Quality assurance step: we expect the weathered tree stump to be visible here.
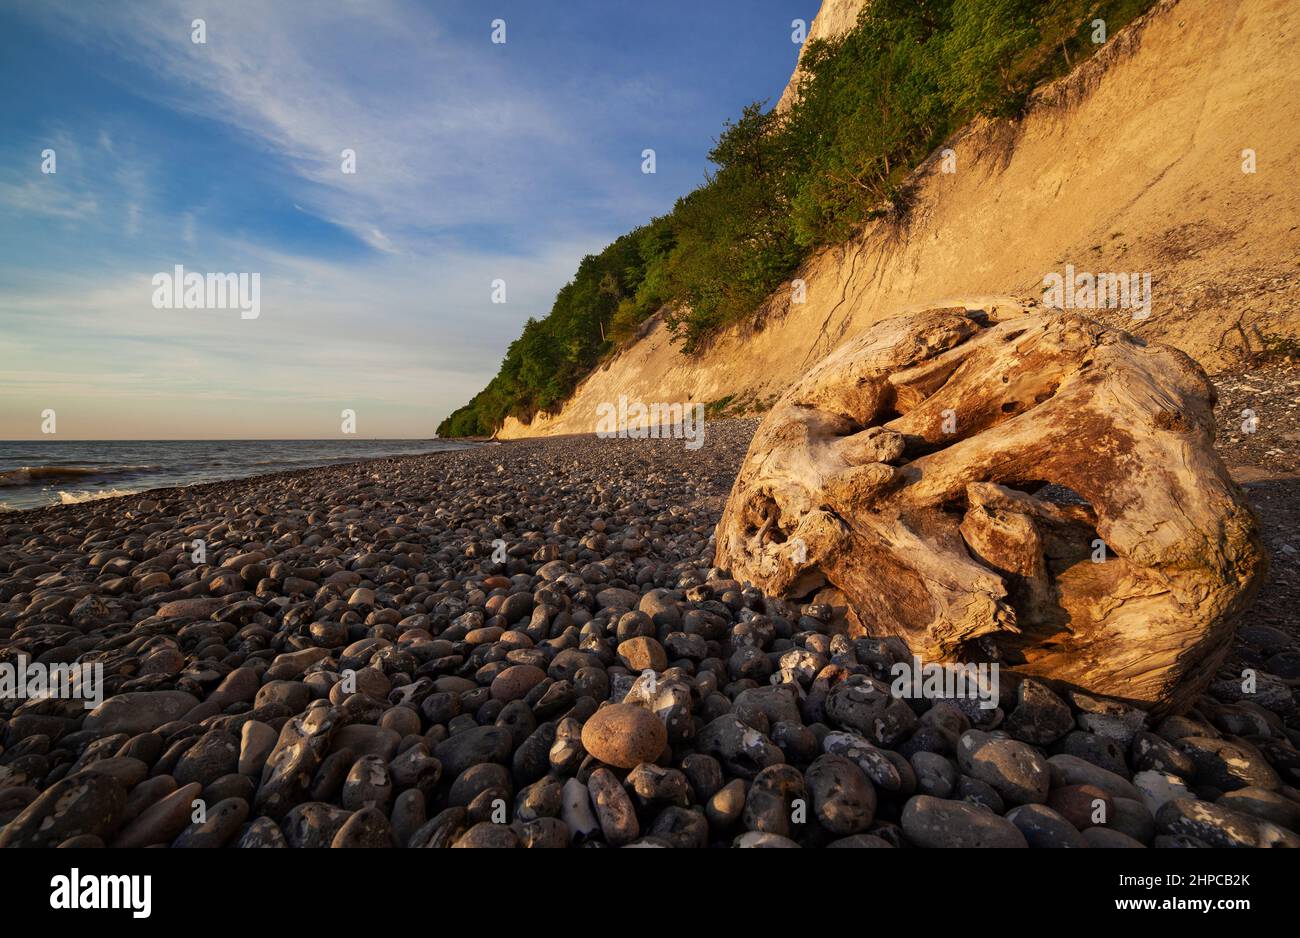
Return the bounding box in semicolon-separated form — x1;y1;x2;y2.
715;301;1265;712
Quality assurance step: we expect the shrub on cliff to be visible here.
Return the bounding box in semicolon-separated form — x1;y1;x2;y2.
438;0;1157;437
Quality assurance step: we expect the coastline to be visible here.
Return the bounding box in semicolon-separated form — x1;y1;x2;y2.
0;439;475;514
0;446;482;522
1;415;1297;848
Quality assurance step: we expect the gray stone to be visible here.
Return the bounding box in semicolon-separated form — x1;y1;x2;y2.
588;767;639;845
112;782;203;847
1156;798;1300;848
81;691;199;736
1177;736;1281;792
901;795;1028;848
331;805;398;847
696;715;783;780
1047;754;1140;802
1057;730;1130;779
1129;731;1196;778
1070;691;1148;746
433;725;513;780
282;802;352;848
957;730;1050;805
822;731;902;791
172;797;249;848
1003;679;1073;745
0;774;127;848
341;754;394;810
235;816;287;848
911;751;957;799
255;706;337;820
1217;786;1300;831
1006;803;1088;848
825;675;917;747
806;754;875;836
733;831;801;847
173;729;239;788
743;764;806;838
1108;797;1155;844
1083;827;1146;848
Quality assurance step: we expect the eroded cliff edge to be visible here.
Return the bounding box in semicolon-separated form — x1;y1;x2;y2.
501;0;1299;439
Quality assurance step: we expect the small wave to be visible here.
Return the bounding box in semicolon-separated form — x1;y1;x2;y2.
249;457;327;466
57;488;141;505
0;466;101;486
0;464;162;487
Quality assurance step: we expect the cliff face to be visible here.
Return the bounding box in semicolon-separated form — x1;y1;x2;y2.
774;0;871;113
501;0;1300;440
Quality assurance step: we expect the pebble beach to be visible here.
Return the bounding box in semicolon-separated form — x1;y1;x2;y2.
1;418;1298;849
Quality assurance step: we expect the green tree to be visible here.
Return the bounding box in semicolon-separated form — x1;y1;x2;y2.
440;0;1160;436
938;0;1041;115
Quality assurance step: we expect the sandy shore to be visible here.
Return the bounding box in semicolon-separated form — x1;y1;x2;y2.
1;417;1297;848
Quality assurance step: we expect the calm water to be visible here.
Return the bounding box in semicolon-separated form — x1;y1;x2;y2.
0;439;474;511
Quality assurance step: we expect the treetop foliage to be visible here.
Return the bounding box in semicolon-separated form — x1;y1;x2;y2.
439;0;1156;438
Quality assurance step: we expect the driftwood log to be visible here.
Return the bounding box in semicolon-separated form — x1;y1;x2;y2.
715;301;1265;712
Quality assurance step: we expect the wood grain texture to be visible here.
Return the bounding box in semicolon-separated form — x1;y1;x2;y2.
714;302;1266;713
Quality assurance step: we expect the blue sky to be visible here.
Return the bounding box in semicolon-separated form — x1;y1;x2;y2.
0;0;819;439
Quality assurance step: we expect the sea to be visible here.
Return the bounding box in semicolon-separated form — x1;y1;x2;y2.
0;439;475;512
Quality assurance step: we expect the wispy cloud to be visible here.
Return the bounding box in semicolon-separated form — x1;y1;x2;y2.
0;0;818;438
20;0;589;254
0;179;98;220
0;234;603;436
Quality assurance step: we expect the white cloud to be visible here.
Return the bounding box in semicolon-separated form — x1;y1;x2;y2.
0;179;98;221
0;231;603;436
0;0;675;438
23;0;587;254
